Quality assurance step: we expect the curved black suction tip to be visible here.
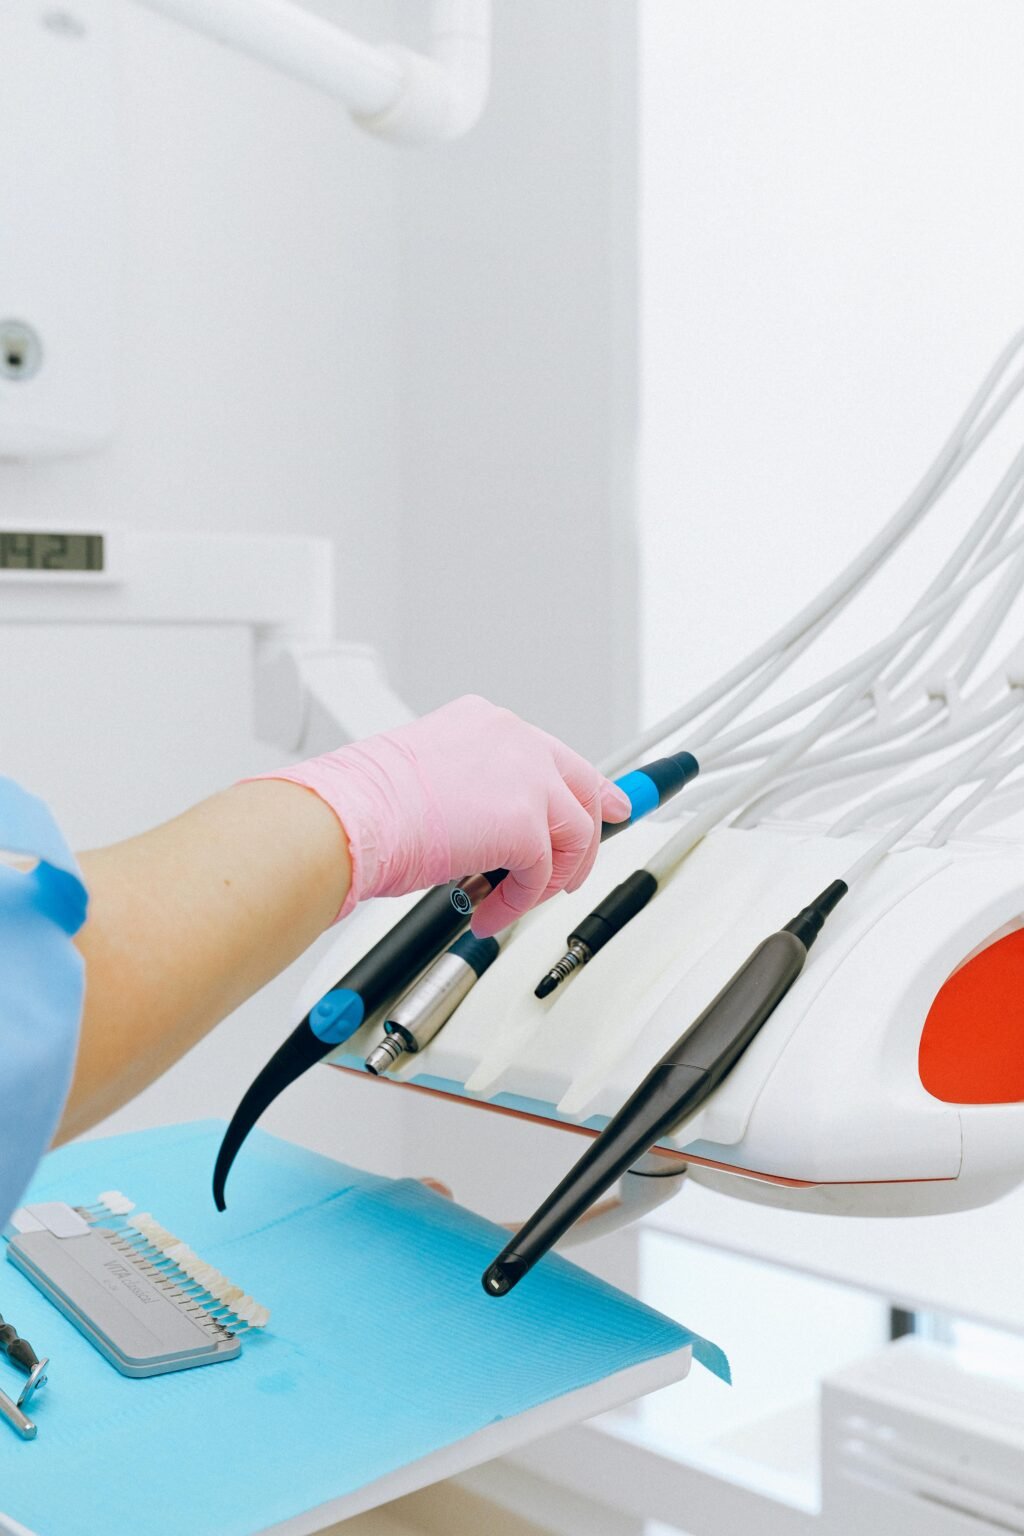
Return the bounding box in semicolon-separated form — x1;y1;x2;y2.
213;1022;330;1210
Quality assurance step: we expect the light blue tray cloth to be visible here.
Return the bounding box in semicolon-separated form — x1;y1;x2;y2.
0;1122;727;1536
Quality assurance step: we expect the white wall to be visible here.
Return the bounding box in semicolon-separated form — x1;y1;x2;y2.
0;4;640;1194
1;0;403;673
392;0;639;757
0;0;406;1166
2;0;639;762
639;0;1024;726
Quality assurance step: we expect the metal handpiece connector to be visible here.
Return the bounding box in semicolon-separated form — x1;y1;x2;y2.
534;939;591;999
365;1036;406;1074
364;948;482;1074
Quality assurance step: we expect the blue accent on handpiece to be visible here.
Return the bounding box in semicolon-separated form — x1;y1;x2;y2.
308;987;366;1045
607;751;700;833
614;770;661;823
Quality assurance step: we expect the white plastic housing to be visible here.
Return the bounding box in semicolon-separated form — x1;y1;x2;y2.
302;814;1024;1222
0;2;119;456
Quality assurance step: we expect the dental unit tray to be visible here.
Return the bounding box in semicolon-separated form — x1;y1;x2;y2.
298;811;1024;1224
0;1123;719;1536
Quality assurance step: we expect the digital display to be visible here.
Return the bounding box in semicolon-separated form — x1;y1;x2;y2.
0;531;104;572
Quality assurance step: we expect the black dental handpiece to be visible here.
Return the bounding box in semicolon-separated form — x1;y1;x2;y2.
212;749;700;1209
483;880;847;1297
360;749;704;1076
212;869;501;1210
533;754;703;1000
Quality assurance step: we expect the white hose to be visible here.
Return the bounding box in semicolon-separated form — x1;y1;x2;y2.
607;329;1024;774
841;696;1024;885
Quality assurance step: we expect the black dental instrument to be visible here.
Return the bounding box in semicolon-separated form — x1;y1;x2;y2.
213;749;700;1208
535;870;658;997
368;748;702;1067
484;879;847;1297
0;1312;43;1379
212;870;501;1210
532;757;701;998
0;1313;47;1402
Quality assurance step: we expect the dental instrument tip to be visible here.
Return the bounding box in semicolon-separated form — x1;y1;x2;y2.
482;1255;527;1297
533;939;591;999
365;1036;406;1075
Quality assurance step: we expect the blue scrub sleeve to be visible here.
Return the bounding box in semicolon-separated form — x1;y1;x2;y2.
0;777;88;1228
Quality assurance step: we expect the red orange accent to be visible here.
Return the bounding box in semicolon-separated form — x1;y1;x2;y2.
919;927;1024;1105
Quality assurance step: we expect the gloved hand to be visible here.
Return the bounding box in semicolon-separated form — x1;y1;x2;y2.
256;694;630;937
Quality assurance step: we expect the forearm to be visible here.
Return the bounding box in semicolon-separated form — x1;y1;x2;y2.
57;695;627;1143
60;781;350;1141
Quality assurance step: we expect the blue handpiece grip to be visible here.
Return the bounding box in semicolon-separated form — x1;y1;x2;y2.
605;749;699;836
308;987;366;1046
613;770;661;822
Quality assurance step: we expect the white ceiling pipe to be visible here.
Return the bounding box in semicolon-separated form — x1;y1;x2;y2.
133;0;491;143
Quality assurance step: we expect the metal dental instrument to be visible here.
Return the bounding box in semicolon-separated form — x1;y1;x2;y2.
0;1387;36;1440
486;880;849;1296
0;1311;48;1438
213;749;701;1207
0;1313;48;1407
365;931;501;1074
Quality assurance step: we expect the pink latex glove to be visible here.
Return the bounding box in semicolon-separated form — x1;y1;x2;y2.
256;694;630;937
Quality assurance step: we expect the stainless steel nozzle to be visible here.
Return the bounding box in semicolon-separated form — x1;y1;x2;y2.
364;948;483;1075
365;1036;406;1075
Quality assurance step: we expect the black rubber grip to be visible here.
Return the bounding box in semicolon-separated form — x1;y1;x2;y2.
570;869;658;956
0;1317;38;1373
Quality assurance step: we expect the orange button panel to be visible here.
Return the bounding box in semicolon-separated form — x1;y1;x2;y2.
919;927;1024;1104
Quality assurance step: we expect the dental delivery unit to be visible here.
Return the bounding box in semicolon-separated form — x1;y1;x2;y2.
216;331;1024;1278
